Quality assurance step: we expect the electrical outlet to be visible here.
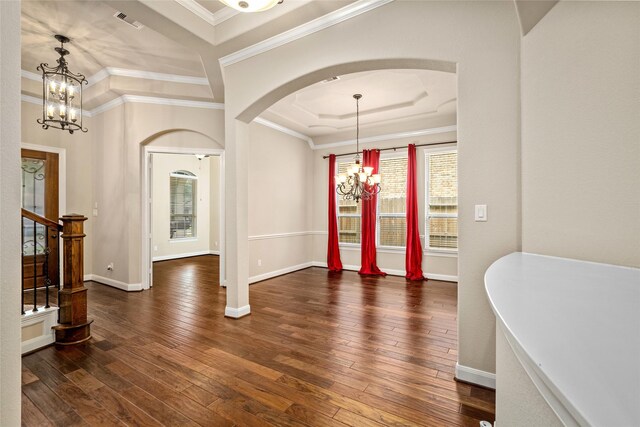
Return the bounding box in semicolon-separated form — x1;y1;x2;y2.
154;245;158;251
215;241;218;247
257;259;262;267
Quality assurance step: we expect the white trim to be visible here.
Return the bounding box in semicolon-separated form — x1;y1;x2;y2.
225;305;251;318
254;117;314;149
175;0;239;26
88;96;124;116
210;250;220;255
316;125;457;150
249;262;314;284
121;95;224;110
311;261;457;282
153;250;212;262
104;67;209;85
86;68;110;87
89;274;143;292
21;70;41;82
455;363;496;389
248;231;314;241
219;0;394;67
21;307;59;354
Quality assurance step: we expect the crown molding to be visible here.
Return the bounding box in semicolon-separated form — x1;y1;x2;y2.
313;125;458;150
219;0;394;67
174;0;239;27
253;117;314;149
22;67;209;88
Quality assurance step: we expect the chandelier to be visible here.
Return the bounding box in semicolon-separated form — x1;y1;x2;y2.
37;35;87;134
219;0;283;13
335;94;381;203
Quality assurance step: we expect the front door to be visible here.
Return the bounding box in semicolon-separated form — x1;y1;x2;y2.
21;149;60;291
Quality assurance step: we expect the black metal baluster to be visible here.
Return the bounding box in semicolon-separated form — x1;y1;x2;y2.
56;227;60;323
44;226;50;309
21;218;24;315
32;220;38;312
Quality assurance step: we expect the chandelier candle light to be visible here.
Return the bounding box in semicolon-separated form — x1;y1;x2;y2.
335;94;381;203
37;35;87;134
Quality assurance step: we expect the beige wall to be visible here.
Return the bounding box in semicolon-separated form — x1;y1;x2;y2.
521;1;640;268
248;122;313;279
312;132;458;278
91;104;225;286
152;153;211;260
223;0;521;374
21;101;94;275
209;155;221;254
0;1;22;423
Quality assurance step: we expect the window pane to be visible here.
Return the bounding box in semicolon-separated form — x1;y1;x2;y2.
428;217;458;249
337;162;361;215
338;217;360;244
379;217;406;247
379;157;407;214
428;152;457;215
170;176;196;239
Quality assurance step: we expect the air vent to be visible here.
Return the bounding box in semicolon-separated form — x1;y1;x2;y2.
113;11;145;30
322;76;340;83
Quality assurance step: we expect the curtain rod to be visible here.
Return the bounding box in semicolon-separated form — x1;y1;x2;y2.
322;140;457;159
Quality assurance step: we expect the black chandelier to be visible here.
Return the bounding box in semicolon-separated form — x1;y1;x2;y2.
335;94;381;203
37;35;87;134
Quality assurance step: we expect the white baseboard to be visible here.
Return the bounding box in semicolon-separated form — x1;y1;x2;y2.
153;250;213;262
455;363;496;389
210;250;220;255
225;305;251;318
88;274;142;292
21;307;58;354
311;261;458;282
249;262;314;284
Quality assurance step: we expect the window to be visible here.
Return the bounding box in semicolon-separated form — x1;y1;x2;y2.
377;156;407;247
425;148;457;251
170;170;197;239
335;156;408;247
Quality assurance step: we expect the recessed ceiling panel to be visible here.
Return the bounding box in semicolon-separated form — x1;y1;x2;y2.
265;69;457;137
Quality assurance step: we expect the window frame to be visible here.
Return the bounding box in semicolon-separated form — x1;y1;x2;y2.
424;145;458;254
169;170;198;240
335;153;409;250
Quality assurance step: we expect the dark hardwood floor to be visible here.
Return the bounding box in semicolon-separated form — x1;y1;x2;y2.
22;255;495;426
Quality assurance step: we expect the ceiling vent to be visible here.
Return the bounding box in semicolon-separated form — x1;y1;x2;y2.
113;11;145;30
322;76;340;83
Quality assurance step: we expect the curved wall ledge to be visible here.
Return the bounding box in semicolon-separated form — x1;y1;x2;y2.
485;252;640;426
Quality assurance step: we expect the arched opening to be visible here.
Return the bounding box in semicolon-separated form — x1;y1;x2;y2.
140;129;225;291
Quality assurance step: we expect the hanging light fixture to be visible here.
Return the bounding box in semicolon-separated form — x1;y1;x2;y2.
336;94;381;203
219;0;283;13
37;35;87;134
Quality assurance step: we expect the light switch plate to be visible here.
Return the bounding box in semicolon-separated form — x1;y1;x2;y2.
475;204;487;222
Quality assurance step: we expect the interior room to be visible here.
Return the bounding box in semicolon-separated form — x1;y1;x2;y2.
1;0;638;426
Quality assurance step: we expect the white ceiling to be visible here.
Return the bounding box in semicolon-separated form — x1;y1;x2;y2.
21;0;206;77
262;69;457;138
20;0;458;142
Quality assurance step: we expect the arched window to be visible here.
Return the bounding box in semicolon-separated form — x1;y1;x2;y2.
170;170;197;239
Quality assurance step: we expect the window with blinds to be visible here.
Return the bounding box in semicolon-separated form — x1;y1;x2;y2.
425;149;457;251
378;157;407;247
335;157;408;247
170;170;197;239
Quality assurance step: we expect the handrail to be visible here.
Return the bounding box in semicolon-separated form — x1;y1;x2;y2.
21;208;62;231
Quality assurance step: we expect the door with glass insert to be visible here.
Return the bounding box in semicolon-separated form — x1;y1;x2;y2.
21;149;59;290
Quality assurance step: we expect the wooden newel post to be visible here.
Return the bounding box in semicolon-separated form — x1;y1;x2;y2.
54;214;93;345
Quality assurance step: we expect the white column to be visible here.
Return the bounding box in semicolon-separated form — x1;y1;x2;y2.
0;0;23;424
224;117;250;317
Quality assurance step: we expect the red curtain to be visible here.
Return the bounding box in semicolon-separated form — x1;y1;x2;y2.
359;149;386;276
405;144;425;281
327;154;343;271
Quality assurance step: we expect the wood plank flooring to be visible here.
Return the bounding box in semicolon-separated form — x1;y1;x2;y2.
22;255;495;426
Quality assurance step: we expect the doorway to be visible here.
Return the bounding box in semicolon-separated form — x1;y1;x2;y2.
141;146;224;290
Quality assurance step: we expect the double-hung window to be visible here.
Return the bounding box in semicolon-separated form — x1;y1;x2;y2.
425;148;458;252
335;156;408;248
377;156;407;247
170;170;197;239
